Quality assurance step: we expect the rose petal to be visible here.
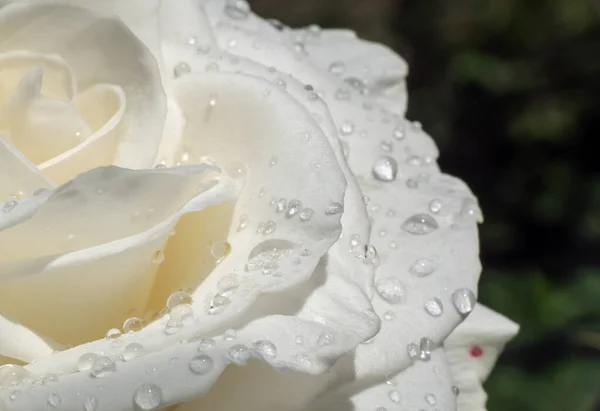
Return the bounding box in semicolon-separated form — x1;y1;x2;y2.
0;2;166;169
290;28;409;115
444;305;519;411
0;135;53;202
0;314;59;364
0;165;237;347
202;2;480;402
1;66;92;164
306;349;456;411
38;83;127;185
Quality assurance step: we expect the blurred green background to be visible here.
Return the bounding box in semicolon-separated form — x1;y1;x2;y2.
249;0;600;410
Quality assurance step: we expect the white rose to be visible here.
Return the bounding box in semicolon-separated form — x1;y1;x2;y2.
0;1;518;411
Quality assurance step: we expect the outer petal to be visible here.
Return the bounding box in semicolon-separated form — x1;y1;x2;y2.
444;305;519;411
0;2;166;170
306;349;456;411
290;28;409;115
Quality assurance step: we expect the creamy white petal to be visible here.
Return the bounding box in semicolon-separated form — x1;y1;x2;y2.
290;28;409;115
444;305;519;411
0;314;59;364
0;2;166;169
0;165;236;348
306;349;456;411
0;135;53;202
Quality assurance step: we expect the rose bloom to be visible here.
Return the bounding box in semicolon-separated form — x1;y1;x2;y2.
0;1;518;410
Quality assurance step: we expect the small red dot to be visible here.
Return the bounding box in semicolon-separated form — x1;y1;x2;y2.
469;345;484;358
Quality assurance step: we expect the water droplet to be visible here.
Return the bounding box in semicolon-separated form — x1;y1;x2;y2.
372;156;398;182
451;288;476;317
47;393;61;407
91;356;116;378
84;396;98;411
428;198;443;214
42;374;58;385
217;273;239;295
401;214;439;235
389;240;398;249
393;124;405;140
9;390;20;401
420;337;433;360
275;198;287;213
166;291;192;310
349;234;360;248
285;199;302;218
196;44;211;54
133;383;162;410
224;0;249;19
228;344;251;365
165;318;183;335
425;393;437;406
406;155;422;166
77;353;99;372
339;121;355;136
105;328;121;340
207;294;231;315
224;329;237;341
409;258;437;277
262;220;277;235
317;333;334;347
325;202;344;216
383;310;396;320
173;62;191;78
210;241;231;262
253;340;277;359
345;77;366;93
375;277;406;304
424;298;444;317
460;198;483;222
2;200;18;212
388;389;401;403
299;208;314;221
171;303;193;321
452;386;460;396
189;354;214;375
328;61;346;75
123;317;145;333
123;343;146;362
407;343;420;360
197;338;215;350
237;214;249;231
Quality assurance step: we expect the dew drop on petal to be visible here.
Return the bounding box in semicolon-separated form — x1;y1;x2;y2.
173;62;191;78
237;214;249;231
166;291;192;310
210;241;231;262
105;328;121;340
285;199;302;218
224;329;237;341
375;277;406;304
91;357;116;378
224;0;249;20
424;298;444;317
123;317;145;333
189;354;214;375
42;373;58;385
299;208;314;221
228;345;251;365
328;61;346;75
133;383;163;410
164;319;183;335
409;258;437;277
123;343;146;362
452;386;460;396
77;353;99;372
197;338;215;350
425;393;437;406
325;202;344;216
339;120;355;136
451;288;477;316
372;156;398;182
407;343;419;360
428;198;443;214
401;214;439;235
253;340;277;359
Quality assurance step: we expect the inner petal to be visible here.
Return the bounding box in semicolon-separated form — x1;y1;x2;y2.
0;66;92;164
